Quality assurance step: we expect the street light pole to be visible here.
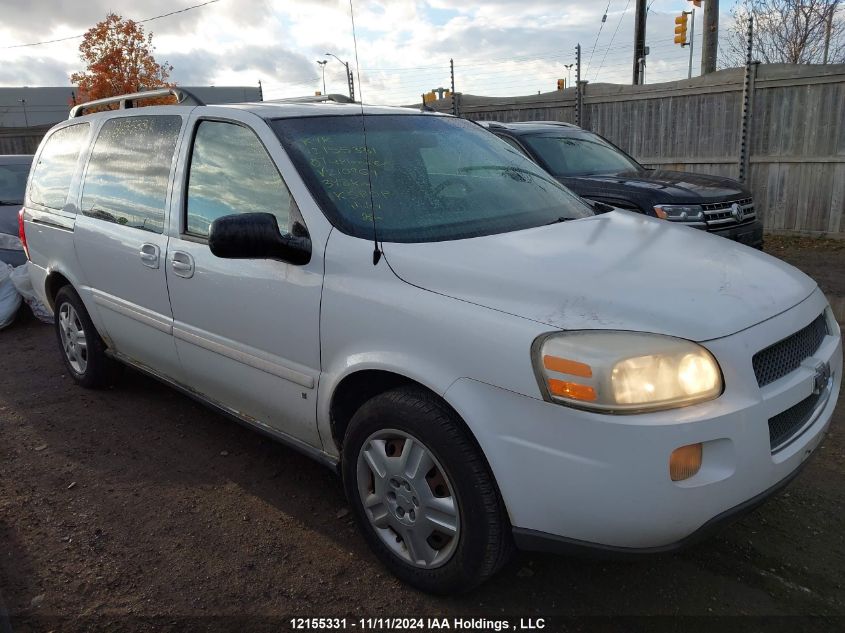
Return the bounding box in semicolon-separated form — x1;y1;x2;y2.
19;99;29;127
316;60;327;95
564;63;574;88
325;52;355;101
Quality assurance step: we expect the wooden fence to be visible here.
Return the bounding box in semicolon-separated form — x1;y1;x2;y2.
432;64;845;238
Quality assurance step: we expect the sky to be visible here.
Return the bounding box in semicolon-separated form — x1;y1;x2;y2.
0;0;739;105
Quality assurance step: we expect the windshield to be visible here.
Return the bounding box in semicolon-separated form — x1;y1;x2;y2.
0;162;30;204
271;115;593;243
522;134;640;177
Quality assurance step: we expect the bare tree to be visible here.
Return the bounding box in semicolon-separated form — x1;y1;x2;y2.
720;0;843;67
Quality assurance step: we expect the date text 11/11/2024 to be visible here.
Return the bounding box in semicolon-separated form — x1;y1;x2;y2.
289;617;547;630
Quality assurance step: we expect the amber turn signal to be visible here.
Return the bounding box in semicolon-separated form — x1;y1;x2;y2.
669;443;703;481
548;379;597;401
543;355;593;378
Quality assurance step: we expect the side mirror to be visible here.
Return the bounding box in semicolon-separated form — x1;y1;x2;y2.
208;212;311;265
582;198;615;214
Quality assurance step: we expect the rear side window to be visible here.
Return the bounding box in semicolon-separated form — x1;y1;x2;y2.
81;115;182;233
185;120;293;237
29;123;90;211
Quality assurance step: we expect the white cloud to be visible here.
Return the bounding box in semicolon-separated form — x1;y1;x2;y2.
0;0;737;104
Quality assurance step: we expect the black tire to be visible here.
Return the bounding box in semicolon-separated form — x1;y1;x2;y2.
54;285;115;389
342;386;512;594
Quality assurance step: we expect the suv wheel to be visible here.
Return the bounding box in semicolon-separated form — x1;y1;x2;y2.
342;386;512;594
54;286;114;388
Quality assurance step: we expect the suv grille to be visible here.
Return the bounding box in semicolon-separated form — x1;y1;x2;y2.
768;392;821;452
752;313;828;387
702;197;756;228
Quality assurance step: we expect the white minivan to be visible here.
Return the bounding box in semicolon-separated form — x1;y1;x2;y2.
20;89;842;594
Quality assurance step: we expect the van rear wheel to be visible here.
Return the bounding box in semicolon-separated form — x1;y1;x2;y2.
342;386;512;594
54;286;114;388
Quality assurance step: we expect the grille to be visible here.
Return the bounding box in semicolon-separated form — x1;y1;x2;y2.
701;197;756;228
768;392;821;451
752;314;828;387
700;197;753;212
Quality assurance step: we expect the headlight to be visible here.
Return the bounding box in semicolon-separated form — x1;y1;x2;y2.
532;331;723;413
653;204;704;222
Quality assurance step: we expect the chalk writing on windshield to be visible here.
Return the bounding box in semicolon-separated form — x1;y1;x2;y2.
300;135;390;217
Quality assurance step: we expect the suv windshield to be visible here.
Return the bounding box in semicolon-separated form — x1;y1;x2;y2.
0;162;30;204
522;134;640;177
272;115;593;242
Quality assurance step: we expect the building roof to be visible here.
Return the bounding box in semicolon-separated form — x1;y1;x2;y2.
0;86;262;128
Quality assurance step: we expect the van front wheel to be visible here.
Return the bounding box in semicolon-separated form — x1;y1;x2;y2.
54;286;114;389
342;386;511;594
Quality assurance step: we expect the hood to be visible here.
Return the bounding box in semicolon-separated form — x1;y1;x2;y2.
561;169;747;202
382;211;816;342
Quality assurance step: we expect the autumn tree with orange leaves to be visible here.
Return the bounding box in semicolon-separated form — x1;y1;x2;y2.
71;13;174;105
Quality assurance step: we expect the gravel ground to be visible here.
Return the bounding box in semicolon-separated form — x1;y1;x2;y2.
1;236;844;633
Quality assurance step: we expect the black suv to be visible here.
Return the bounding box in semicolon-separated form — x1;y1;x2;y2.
478;121;763;249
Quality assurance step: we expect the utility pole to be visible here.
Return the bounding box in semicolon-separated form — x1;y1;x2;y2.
687;9;696;79
632;0;648;84
19;99;29;127
316;60;327;95
325;53;355;101
701;0;719;75
823;1;837;64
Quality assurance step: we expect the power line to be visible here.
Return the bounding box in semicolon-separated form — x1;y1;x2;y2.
585;0;614;75
3;0;222;49
593;0;632;81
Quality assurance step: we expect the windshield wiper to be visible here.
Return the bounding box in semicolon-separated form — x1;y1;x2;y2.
543;216;575;225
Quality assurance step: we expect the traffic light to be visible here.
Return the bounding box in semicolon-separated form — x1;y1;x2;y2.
689;0;701;6
423;91;437;104
674;12;688;45
557;78;565;90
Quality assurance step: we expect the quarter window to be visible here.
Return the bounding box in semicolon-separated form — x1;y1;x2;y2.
186;120;293;237
29;123;90;211
81;115;182;233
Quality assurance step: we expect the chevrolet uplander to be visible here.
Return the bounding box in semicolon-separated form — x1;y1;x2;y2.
20;89;842;594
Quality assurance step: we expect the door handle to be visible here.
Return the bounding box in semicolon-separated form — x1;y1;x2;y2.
139;243;160;269
170;251;195;279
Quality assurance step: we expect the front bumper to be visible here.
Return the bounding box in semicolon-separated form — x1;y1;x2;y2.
512;457;807;557
444;288;841;550
710;219;764;248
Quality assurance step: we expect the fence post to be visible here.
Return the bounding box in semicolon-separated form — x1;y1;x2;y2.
574;44;582;126
577;81;588;130
738;17;755;184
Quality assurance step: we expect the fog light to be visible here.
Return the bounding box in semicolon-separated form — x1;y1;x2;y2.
670;443;702;481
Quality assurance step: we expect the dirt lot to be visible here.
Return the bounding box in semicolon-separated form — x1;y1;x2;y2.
1;235;844;632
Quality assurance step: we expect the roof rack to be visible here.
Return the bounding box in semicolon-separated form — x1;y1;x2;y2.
512;120;581;128
266;94;355;105
474;120;507;129
68;87;205;119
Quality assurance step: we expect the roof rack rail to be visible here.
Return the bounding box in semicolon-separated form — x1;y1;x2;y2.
266;94;355;104
68;87;205;119
474;120;506;129
517;120;580;128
